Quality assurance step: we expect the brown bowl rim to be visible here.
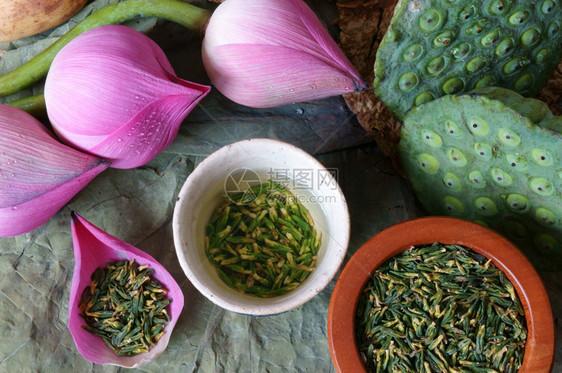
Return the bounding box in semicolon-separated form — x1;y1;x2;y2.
327;216;555;373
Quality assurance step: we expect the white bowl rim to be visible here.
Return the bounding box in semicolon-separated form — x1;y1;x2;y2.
172;138;350;315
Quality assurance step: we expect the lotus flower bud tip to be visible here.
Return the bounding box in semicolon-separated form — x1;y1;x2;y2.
45;24;210;169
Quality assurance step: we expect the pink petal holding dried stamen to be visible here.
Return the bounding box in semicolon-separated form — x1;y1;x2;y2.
68;213;185;367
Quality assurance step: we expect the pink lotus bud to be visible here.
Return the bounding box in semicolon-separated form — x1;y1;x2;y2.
45;25;210;169
202;0;367;108
0;105;109;236
68;212;184;367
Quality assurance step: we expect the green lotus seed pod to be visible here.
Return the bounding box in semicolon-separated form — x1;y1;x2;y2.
443;173;462;191
529;177;554;196
532;148;553;166
475;197;498;216
373;0;562;119
416;153;440;174
403;44;424;61
445;120;463;138
444;196;464;214
547;21;560;37
502;57;529;75
468;117;489;136
415;92;435;106
498;128;521;146
508;10;530;26
459;5;475;20
467;57;487;73
474;143;493;159
452;43;472;59
447;148;468;166
434;30;456;47
506;153;528;170
520;28;540;46
468;170;487;189
419;9;444;32
481;30;500;48
398;72;419;91
399;87;561;269
535;207;556;226
541;0;556;15
506;194;529;212
427;56;448;75
489;0;512;16
474;75;497;88
535;48;550;63
495;38;516;57
490;167;513;186
421;129;443;147
513;73;534;91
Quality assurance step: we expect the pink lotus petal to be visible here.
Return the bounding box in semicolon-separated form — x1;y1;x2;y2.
45;25;210;169
0;105;109;236
288;0;364;84
68;213;185;368
205;44;359;108
88;82;210;169
0;164;108;236
202;0;366;108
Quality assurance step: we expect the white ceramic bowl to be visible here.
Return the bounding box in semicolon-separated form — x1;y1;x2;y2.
173;138;350;315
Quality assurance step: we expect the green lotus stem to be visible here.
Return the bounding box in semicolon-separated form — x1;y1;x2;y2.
0;0;212;98
8;94;46;117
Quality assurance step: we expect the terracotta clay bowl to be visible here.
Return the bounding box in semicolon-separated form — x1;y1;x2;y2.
328;216;554;372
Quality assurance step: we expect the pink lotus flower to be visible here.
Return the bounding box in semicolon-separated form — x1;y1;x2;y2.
202;0;367;108
0;105;109;236
45;25;210;169
68;212;184;367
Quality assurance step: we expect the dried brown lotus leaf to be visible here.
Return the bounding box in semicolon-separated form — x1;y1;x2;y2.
336;0;402;170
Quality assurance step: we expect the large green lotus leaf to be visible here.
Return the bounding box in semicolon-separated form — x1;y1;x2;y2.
374;0;562;119
400;87;562;269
